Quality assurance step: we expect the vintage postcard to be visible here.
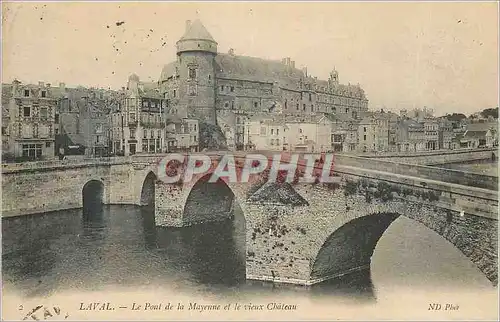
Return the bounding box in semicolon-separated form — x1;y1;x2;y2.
1;1;499;321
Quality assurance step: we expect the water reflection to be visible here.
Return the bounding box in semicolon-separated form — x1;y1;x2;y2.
2;204;494;302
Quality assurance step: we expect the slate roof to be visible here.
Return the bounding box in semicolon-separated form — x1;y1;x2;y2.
179;19;217;43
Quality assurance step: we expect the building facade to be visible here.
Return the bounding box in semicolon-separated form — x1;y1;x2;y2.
6;80;58;160
110;75;168;155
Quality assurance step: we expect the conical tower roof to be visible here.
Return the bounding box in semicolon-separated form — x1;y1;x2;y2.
179;19;216;43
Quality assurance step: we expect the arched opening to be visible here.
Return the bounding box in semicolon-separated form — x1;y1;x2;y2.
183;174;235;224
82;180;104;211
311;213;399;284
311;213;495;293
179;173;246;285
82;180;105;221
140;171;157;207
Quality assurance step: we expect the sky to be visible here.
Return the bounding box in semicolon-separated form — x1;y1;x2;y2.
1;1;498;116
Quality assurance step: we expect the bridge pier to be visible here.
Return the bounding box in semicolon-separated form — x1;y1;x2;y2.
154;181;185;227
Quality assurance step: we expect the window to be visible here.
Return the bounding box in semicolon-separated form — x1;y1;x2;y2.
41;91;46;98
277;129;279;135
24;90;29;97
303;104;306;111
271;129;274;135
231;101;234;109
55;128;59;135
208;75;211;81
46;142;51;148
23;106;30;117
130;113;136;122
39;125;49;138
22;144;42;159
95;124;103;133
270;139;274;145
130;128;136;139
188;84;197;96
157;130;161;138
311;105;314;112
173;89;176;98
309;93;312;101
230;86;234;92
364;127;366;132
96;135;100;143
254;102;258;108
194;135;197;142
299;129;303;134
224;102;229;108
285;100;287;109
364;135;367;141
260;127;267;135
276;139;280;145
188;68;197;79
143;129;147;138
220;85;224;92
296;104;299;110
345;108;348;113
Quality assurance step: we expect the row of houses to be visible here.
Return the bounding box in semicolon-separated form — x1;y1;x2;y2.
241;109;498;153
1;78;200;161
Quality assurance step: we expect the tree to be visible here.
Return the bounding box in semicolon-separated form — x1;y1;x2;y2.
445;113;467;122
480;107;498;119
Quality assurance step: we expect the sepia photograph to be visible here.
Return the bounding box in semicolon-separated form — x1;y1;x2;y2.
1;1;499;321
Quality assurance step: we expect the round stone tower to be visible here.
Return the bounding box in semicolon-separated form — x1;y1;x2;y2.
176;19;218;124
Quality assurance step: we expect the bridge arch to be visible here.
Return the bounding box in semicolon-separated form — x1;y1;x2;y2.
140;171;157;206
310;205;497;286
82;180;104;210
182;173;247;225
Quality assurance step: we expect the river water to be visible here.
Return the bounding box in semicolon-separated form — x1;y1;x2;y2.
2;201;498;320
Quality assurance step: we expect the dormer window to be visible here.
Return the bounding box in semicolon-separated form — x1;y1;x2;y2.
41;91;46;98
24;90;29;97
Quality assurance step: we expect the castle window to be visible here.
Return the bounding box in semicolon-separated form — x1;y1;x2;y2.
23;106;31;117
188;68;197;79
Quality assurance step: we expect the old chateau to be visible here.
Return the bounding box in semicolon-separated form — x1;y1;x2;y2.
1;19;498;160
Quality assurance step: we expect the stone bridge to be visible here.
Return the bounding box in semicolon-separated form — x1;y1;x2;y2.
1;150;498;286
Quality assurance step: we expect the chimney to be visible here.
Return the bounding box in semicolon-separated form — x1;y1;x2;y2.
302;67;308;77
228;48;235;56
291;61;295;68
286;57;291;65
38;81;44;87
59;82;66;91
282;58;287;65
12;79;20;95
185;20;192;31
46;83;51;88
